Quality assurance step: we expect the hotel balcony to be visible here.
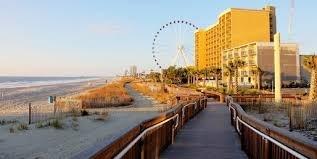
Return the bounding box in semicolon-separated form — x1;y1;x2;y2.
248;60;256;66
248;50;256;55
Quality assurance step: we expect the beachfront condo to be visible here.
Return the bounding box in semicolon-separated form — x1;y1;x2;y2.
222;42;300;88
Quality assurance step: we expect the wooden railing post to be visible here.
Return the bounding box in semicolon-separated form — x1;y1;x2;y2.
182;107;185;126
171;117;176;144
140;136;145;159
263;138;270;159
155;130;160;159
28;103;32;125
219;94;223;103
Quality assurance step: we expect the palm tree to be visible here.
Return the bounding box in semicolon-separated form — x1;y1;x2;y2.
226;60;246;94
201;68;209;86
175;67;187;84
209;67;222;89
146;72;161;82
303;55;317;101
163;66;177;84
192;67;200;86
224;65;235;94
250;66;264;90
186;66;195;85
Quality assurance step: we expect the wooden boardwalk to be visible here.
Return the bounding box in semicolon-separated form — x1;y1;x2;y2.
160;101;247;159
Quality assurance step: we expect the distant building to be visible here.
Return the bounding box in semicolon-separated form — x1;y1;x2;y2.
222;42;300;87
300;54;316;82
195;5;276;70
124;69;129;76
130;65;137;77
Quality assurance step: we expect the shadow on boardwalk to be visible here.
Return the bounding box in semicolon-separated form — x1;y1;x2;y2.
160;101;247;159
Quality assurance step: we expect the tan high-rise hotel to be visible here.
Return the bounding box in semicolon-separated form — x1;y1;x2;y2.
195;6;276;70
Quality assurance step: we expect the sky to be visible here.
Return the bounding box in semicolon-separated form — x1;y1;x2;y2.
0;0;316;76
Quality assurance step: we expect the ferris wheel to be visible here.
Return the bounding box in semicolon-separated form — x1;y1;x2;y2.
152;20;199;70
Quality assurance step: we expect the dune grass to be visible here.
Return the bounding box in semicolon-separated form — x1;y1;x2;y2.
77;80;133;108
131;82;175;105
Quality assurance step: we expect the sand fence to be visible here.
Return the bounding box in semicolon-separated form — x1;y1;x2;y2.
232;96;317;131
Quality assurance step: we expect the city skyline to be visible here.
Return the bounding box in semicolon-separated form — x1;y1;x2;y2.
0;1;316;76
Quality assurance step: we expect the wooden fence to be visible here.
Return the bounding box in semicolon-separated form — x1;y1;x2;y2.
75;96;208;159
28;98;82;124
230;95;317;130
227;96;317;159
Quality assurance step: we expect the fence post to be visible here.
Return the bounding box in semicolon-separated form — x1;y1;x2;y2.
54;102;56;116
289;105;293;132
28;103;31;125
258;95;262;114
176;96;180;104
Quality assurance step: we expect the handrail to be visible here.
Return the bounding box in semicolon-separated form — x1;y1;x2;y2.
228;104;236;120
182;102;196;117
236;116;307;159
112;97;206;159
74;96;207;159
227;96;316;159
114;113;179;159
204;90;225;103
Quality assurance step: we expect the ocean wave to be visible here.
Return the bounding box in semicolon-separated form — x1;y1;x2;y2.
0;77;102;89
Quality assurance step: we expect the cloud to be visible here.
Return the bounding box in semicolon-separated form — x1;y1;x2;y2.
88;23;125;35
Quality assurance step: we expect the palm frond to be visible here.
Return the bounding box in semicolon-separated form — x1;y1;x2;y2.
303;56;317;72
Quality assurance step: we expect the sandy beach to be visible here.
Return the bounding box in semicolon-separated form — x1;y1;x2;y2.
0;78;109;122
0;83;169;159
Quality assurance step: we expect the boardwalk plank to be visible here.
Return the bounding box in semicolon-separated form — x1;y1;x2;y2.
160;101;247;159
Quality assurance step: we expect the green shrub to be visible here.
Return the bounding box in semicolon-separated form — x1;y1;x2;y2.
205;86;214;91
238;88;259;95
219;88;227;94
0;119;5;125
0;119;18;125
36;122;45;128
188;84;198;89
52;119;63;129
17;123;28;131
227;89;234;95
71;121;79;131
94;111;109;121
72;116;78;122
36;121;51;129
70;108;81;117
93;111;100;115
9;127;15;133
81;110;89;116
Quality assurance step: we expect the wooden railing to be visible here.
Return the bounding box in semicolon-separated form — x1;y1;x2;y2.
196;89;225;103
75;96;207;159
226;96;317;159
231;94;300;105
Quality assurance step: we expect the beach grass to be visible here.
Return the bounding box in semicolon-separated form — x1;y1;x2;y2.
131;82;174;104
77;80;133;108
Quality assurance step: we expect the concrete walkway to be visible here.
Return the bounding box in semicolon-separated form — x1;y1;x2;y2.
160;101;247;159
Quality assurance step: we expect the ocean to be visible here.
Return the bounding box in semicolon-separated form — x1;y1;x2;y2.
0;76;101;89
